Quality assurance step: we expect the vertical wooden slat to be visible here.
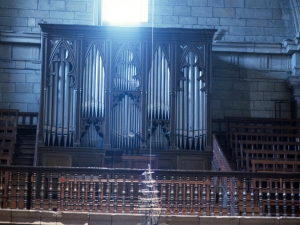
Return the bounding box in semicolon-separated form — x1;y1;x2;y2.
266;178;271;216
122;175;126;213
73;174;77;211
97;175;102;213
40;173;45;210
64;174;69;211
291;179;295;217
0;171;2;209
202;176;206;216
89;174;94;212
234;177;238;216
48;173;53;211
275;178;279;217
113;175;117;213
130;175;134;214
170;176;174;215
24;172;28;210
226;177;231;216
283;179;287;217
105;174;110;213
242;177;247;216
178;176;183;215
7;171;11;209
31;172;36;210
80;174;85;212
194;177;199;215
259;178;263;216
210;176;214;216
250;178;254;216
16;172;20;209
162;175;167;215
218;177;223;216
137;175;141;214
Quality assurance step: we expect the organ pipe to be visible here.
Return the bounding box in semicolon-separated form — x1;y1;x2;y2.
176;50;206;150
82;44;105;118
44;41;75;147
111;94;141;149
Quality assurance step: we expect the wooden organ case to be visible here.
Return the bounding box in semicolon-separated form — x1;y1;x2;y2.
38;24;216;170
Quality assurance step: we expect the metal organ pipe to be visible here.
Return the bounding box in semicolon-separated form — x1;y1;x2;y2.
147;46;170;149
44;43;75;147
111;95;141;149
80;44;105;147
176;51;206;150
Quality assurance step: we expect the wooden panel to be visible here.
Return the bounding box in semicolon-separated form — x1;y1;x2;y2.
177;156;206;170
42;153;72;167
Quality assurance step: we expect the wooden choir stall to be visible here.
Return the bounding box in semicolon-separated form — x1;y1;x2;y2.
37;24;216;170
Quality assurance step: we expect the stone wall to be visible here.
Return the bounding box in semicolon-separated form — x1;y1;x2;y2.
0;0;298;118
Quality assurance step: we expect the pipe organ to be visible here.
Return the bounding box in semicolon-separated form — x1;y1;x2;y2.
39;24;216;154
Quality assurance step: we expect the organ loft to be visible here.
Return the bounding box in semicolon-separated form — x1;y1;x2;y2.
37;24;216;170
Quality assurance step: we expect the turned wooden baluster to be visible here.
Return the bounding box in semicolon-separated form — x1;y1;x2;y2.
80;174;85;212
259;178;263;216
113;175;118;213
137;175;141;214
275;178;279;217
40;172;45;210
122;175;126;213
226;177;231;216
242;177;247;216
57;173;61;211
218;177;222;216
194;176;199;215
266;178;271;216
234;177;238;216
89;174;94;212
170;176;174;215
31;172;36;210
7;171;11;209
291;179;295;217
130;175;134;214
64;173;70;211
106;174;110;213
283;178;287;217
162;175;167;215
298;179;300;217
97;175;102;213
178;176;183;215
210;176;215;216
16;172;20;209
24;172;28;210
48;173;53;211
185;176;190;215
0;171;2;209
250;178;254;216
202;176;206;216
72;174;77;211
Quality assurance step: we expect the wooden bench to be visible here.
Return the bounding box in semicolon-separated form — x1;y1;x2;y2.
251;159;300;172
238;140;300;169
245;149;300;171
233;132;300;158
229;125;300;158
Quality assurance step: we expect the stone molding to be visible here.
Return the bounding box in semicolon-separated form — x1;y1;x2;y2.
1;30;300;54
0;31;40;44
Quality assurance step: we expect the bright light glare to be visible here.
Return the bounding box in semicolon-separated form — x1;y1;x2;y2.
102;0;148;24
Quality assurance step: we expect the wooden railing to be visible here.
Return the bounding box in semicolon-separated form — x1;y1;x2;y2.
0;165;300;217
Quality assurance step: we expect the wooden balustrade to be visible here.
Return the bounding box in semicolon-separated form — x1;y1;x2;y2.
0;165;299;217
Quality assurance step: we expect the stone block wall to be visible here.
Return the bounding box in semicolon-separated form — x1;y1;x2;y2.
212;52;292;118
0;0;297;118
